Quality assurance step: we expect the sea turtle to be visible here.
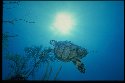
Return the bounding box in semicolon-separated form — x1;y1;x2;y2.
50;40;88;73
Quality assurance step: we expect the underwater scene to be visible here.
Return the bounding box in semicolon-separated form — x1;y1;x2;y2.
2;1;124;81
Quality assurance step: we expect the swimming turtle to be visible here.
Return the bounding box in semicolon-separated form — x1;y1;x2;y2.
50;40;88;73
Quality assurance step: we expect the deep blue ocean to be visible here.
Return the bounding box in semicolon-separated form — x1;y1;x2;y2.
2;1;124;81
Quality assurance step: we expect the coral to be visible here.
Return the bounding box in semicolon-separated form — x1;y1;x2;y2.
5;45;58;80
46;65;53;80
2;32;18;52
42;62;50;80
4;40;88;80
54;64;62;80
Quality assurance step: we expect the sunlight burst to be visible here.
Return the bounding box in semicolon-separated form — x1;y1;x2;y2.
52;13;74;35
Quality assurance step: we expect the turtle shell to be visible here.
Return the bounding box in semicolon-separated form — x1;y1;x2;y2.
50;40;88;62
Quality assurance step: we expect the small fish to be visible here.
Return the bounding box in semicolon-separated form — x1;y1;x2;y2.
29;22;35;23
9;1;18;4
10;20;14;24
19;19;22;20
3;2;10;4
3;20;14;24
6;8;12;9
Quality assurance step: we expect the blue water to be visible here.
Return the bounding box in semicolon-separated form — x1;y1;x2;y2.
2;1;124;81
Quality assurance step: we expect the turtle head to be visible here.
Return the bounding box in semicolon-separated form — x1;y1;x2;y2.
77;48;88;58
50;40;57;46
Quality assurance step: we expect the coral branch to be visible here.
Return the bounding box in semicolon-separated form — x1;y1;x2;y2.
42;62;50;80
54;64;62;80
46;66;53;80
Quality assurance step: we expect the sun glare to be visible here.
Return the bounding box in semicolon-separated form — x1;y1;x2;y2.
52;13;74;35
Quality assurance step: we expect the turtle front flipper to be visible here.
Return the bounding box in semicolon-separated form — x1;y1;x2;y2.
72;58;85;73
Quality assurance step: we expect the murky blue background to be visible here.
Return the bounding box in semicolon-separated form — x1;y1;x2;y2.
2;1;124;80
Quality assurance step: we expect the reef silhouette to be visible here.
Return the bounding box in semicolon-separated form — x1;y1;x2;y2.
4;46;61;80
3;40;88;80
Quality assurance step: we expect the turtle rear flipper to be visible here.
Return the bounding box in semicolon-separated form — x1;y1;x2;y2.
77;63;85;73
72;58;85;73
